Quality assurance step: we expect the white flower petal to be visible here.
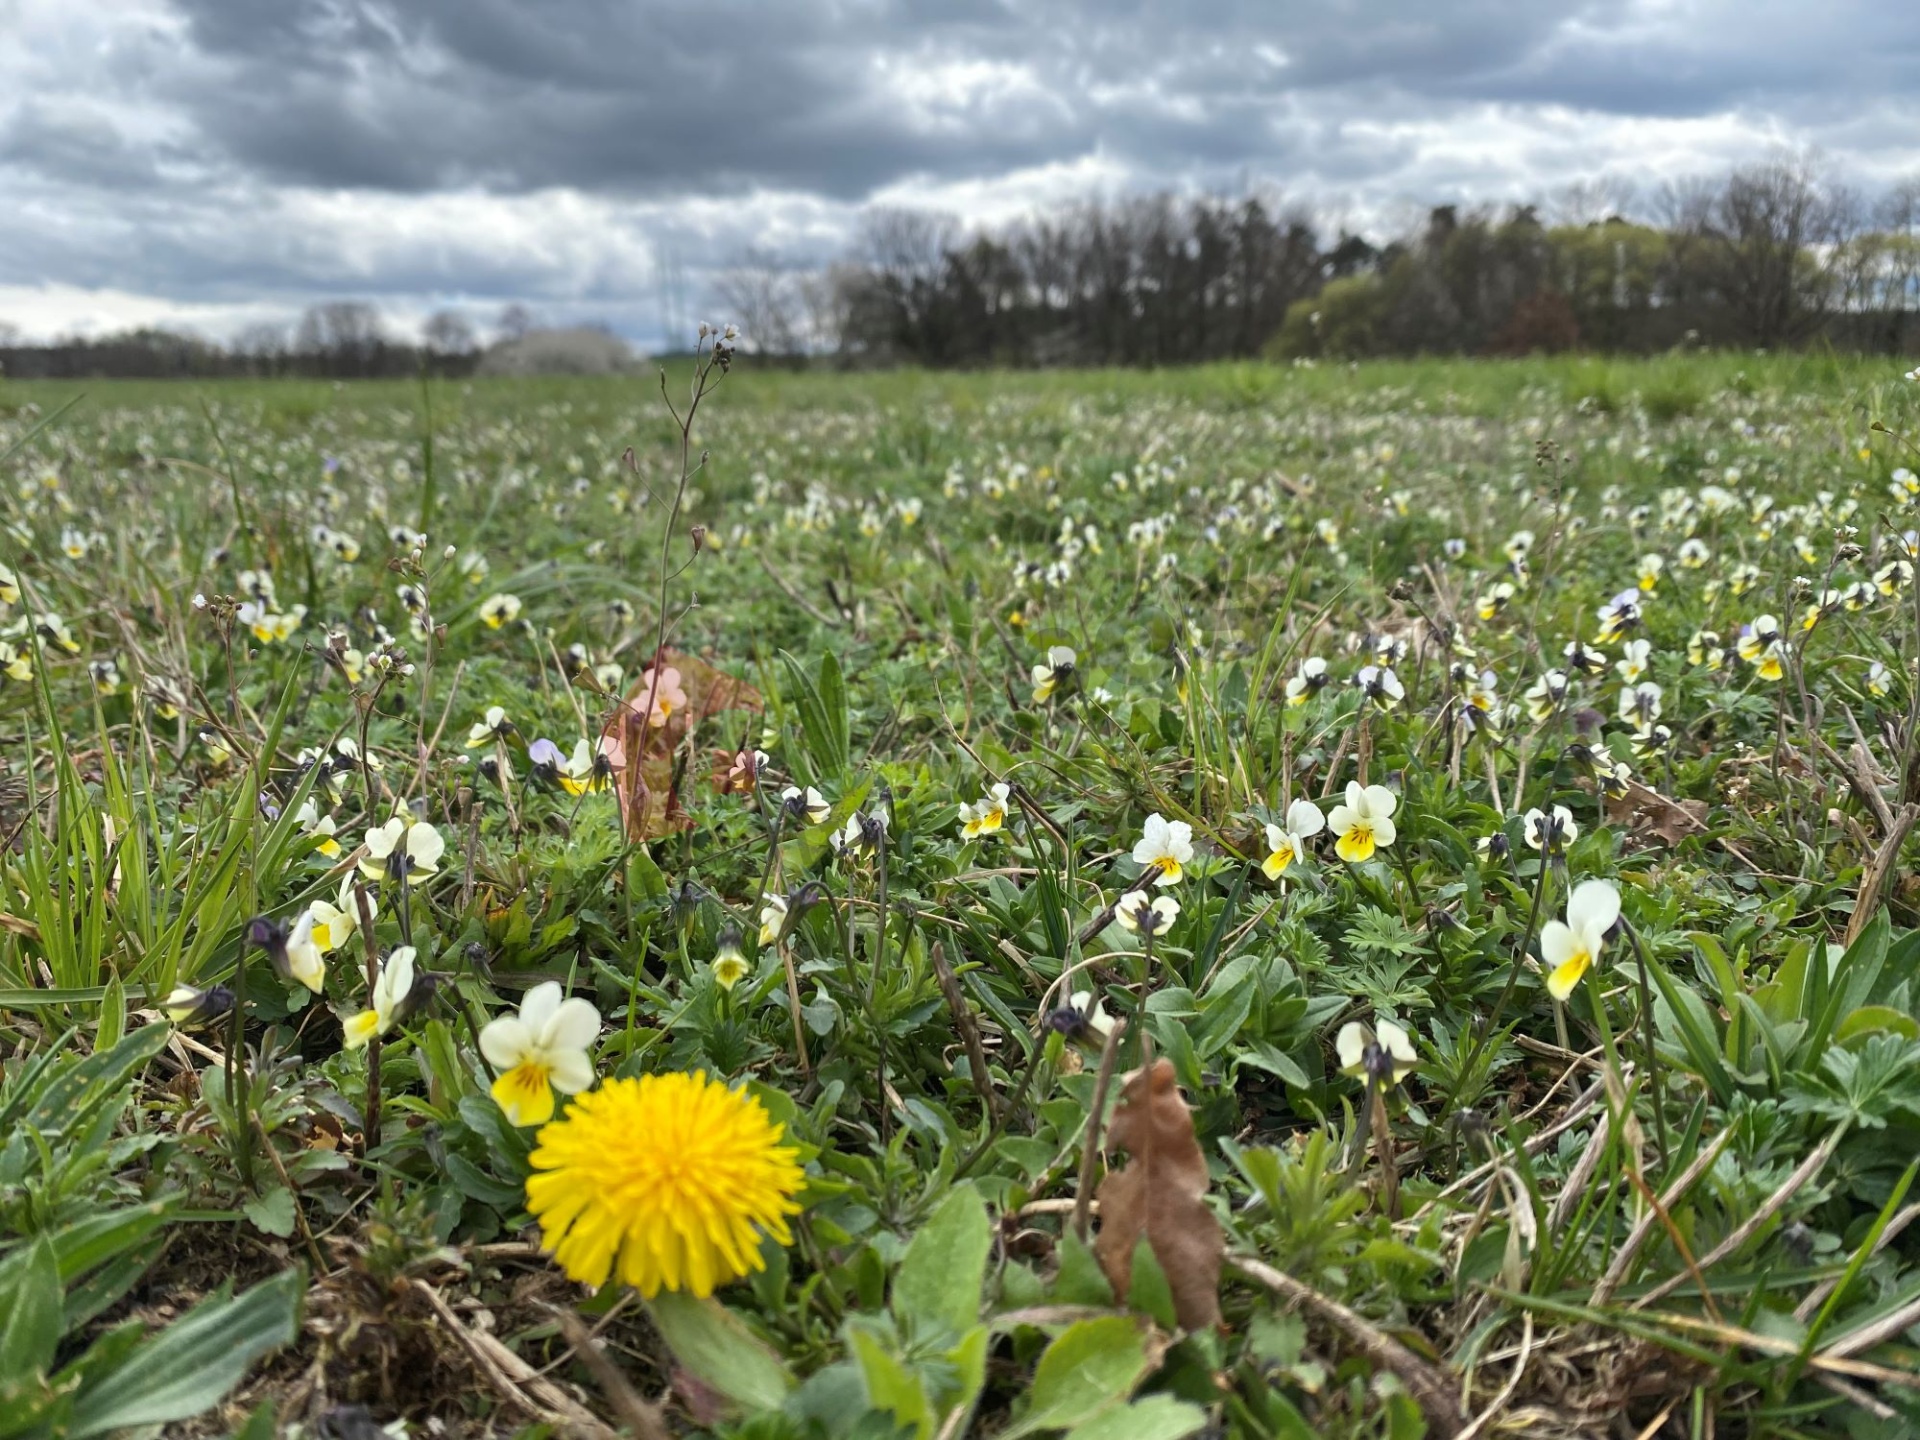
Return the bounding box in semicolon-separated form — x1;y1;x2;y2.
519;981;562;1033
546;997;602;1051
547;1048;596;1095
480;1016;532;1068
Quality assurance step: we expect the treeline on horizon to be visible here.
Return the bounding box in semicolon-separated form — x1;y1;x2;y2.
783;155;1920;367
5;156;1919;381
0;303;637;383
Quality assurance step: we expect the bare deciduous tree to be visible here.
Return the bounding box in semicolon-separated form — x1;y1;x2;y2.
712;250;802;356
422;310;478;356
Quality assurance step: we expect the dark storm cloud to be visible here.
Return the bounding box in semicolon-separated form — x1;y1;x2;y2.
2;0;1917;342
154;0;1620;198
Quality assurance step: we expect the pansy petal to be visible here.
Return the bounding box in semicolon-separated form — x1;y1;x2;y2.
546;997;603;1051
480;1016;532;1069
519;981;563;1034
547;1047;596;1095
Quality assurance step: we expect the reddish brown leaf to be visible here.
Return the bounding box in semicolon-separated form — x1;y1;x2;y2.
604;648;764;842
1093;1058;1224;1332
1603;777;1708;848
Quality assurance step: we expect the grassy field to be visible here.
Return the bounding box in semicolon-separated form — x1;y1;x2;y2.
3;349;1920;1439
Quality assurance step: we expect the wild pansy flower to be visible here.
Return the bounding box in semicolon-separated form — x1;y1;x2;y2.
307;877;371;953
342;947;416;1048
0;563;18;605
634;665;688;728
1751;641;1786;682
294;798;341;857
1541;879;1621;1000
780;785;831;826
88;658;122;695
1614;639;1651;684
479;593;522;629
1677;538;1710;569
466;705;514;746
1477;582;1516;621
1132;813;1194;886
0;642;31;683
360;812;445;882
1115;889;1179;936
163;984;233;1029
1737;615;1782;662
480;981;601;1127
1328;782;1398;864
712;925;750;991
830;808;887;858
1563;639;1607;677
1801;588;1843;632
758;893;789;946
959;782;1011;839
1262;799;1325;879
1594;590;1643;644
1524;670;1569;722
1687;630;1725;669
1369;633;1410;665
1619;681;1663;730
1524;804;1578;854
1286;657;1329;706
1635;553;1664;592
279;910;328;993
1876;560;1913;595
559;738;615;794
1336;1019;1417;1087
1356;664;1404;708
1030;645;1076;703
1868;660;1892;697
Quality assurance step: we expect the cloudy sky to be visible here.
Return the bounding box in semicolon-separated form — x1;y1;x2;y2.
3;0;1917;348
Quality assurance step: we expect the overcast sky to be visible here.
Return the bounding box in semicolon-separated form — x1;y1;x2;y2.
3;0;1918;349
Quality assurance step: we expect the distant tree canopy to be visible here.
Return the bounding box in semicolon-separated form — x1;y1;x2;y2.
0;304;623;381
808;158;1920;366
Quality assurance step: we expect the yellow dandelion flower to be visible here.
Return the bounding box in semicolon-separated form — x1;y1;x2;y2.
526;1072;804;1298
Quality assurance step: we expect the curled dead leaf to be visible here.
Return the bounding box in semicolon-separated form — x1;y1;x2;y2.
603;648;764;842
1092;1058;1224;1332
1603;777;1708;848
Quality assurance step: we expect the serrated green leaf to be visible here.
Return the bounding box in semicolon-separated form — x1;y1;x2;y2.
241;1188;296;1239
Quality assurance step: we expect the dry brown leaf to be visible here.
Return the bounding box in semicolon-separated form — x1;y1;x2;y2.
1093;1058;1224;1332
1604;777;1708;848
604;648;764;841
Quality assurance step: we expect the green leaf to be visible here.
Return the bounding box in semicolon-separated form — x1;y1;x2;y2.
645;1291;792;1414
1127;1240;1178;1331
1002;1316;1152;1438
1065;1394;1207;1440
1050;1233;1116;1308
445;1153;527;1209
242;1188;296;1239
1835;1005;1920;1045
65;1269;302;1436
941;1324;990;1427
1191;968;1257;1059
0;1237;61;1385
850;1329;930;1439
816;648;851;773
894;1182;990;1340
